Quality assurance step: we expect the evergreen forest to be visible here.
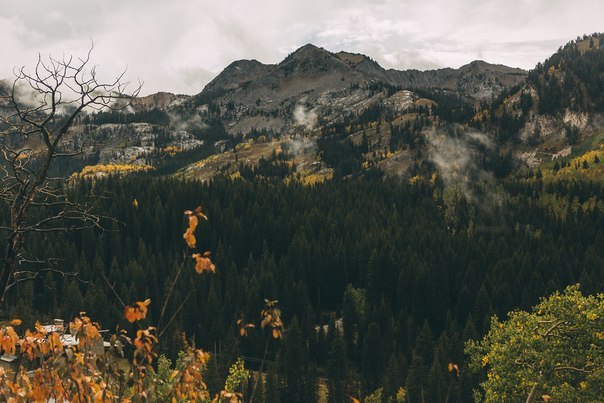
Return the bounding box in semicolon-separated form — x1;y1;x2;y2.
2;172;603;402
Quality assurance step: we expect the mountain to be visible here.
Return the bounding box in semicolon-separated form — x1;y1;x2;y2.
189;44;526;137
130;92;189;112
8;35;604;183
200;45;526;109
479;33;604;167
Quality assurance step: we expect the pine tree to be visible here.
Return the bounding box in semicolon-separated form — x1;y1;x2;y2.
279;317;312;402
361;322;384;394
382;353;403;401
327;334;348;403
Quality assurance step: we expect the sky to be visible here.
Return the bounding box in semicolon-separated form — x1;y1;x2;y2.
1;0;602;96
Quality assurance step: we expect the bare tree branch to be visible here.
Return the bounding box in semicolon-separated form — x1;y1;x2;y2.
0;43;141;304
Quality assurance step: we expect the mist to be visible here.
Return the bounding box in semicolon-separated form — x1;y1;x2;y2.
293;103;318;131
284;136;317;157
426;127;501;203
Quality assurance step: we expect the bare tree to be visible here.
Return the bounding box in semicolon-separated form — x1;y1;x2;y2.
0;46;141;304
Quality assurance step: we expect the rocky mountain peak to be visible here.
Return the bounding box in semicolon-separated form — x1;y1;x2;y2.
202;58;274;94
278;44;349;76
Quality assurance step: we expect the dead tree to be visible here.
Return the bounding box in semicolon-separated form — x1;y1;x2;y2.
0;46;141;304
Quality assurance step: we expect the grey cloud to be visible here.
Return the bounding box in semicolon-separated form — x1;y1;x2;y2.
0;0;603;95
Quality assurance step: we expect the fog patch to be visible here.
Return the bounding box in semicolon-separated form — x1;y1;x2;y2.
293;102;318;131
284;135;316;157
427;127;499;203
168;111;207;133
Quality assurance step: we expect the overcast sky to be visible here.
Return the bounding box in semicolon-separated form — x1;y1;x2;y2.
1;0;602;95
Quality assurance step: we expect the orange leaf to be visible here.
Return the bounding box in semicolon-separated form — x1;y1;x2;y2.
183;228;197;249
192;253;215;274
194;206;208;220
124;307;137;323
124;300;151;322
188;215;199;232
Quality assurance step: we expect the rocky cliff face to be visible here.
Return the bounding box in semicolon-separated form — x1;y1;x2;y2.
130;92;189;112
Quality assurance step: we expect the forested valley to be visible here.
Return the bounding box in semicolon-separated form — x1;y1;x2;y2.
3;172;603;402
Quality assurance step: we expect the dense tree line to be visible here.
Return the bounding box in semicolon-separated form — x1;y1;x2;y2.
529;33;604;114
414;89;475;124
85;109;171;126
1;172;603;401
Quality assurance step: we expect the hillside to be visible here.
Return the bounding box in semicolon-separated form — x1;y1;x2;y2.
477;33;604;167
8;35;604;187
37;43;527;182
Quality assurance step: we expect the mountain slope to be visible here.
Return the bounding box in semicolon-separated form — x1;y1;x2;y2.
11;36;604;183
199;45;526;106
189;44;526;137
479;33;604;166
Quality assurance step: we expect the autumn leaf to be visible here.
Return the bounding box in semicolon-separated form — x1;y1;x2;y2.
0;326;18;355
183;228;197;249
188;214;199;231
237;319;255;337
194;206;208;220
133;327;158;366
448;362;460;377
124;299;151;323
260;300;284;339
192;253;216;274
124;307;137;323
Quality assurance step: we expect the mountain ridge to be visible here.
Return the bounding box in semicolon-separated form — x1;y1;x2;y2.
196;44;527;106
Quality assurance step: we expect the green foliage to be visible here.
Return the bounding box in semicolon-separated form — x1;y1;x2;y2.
152;355;176;402
364;387;383;403
327;334;348;403
466;285;604;402
224;357;250;393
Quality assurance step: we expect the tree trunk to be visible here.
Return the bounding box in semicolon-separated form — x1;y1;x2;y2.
526;383;538;403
